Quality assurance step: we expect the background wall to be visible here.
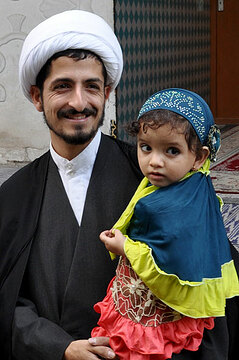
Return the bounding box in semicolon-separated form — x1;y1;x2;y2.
0;0;115;164
114;0;210;142
0;0;211;162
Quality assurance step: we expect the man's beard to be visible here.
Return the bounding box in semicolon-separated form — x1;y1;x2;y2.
43;107;105;145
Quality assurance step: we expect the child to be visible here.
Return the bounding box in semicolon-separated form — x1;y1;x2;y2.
91;88;239;359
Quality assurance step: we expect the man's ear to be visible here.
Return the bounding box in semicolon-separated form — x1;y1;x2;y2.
30;85;43;112
193;146;210;170
104;85;111;101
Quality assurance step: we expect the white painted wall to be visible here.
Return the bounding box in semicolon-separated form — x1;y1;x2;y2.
0;0;115;164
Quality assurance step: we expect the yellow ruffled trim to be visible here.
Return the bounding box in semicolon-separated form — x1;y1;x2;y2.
124;237;239;318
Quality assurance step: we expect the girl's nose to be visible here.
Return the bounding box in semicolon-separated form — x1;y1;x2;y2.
68;86;87;112
149;153;164;168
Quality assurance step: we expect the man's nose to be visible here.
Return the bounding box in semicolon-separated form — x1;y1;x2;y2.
68;86;87;112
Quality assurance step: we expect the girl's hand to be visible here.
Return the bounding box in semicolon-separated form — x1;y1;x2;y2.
100;229;126;256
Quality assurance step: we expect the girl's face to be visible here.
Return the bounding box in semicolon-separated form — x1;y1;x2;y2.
137;123;199;187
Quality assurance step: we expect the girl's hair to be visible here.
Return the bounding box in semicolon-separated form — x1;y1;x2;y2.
128;109;204;158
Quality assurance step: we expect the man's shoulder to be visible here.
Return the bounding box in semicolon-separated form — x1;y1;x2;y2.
101;133;137;161
0;151;50;194
101;133;134;148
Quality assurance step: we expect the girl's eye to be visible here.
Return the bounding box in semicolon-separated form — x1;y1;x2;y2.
140;144;151;152
167;147;180;155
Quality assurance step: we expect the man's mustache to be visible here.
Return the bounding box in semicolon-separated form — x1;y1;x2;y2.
58;107;97;118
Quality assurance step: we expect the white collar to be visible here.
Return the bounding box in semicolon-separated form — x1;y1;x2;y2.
50;130;101;175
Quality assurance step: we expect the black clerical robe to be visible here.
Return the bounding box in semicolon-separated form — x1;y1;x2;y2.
0;134;142;359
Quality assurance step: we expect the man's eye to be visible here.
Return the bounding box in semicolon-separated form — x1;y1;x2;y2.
54;83;69;90
88;83;100;90
167;147;180;155
141;144;151;152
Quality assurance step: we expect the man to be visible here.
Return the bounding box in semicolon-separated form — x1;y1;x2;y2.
0;10;142;360
0;9;238;360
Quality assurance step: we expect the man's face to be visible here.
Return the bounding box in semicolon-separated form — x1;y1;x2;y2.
31;56;111;158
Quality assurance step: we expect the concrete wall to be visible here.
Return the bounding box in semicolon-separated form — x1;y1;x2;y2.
0;0;115;164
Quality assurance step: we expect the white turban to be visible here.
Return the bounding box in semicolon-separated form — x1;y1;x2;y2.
19;10;123;101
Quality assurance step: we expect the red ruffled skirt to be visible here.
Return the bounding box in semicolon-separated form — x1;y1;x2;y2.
92;257;214;360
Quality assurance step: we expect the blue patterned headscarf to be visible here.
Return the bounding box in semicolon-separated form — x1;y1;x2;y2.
137;88;221;161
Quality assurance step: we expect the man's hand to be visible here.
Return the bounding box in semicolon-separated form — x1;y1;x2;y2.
100;229;126;256
64;337;116;359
